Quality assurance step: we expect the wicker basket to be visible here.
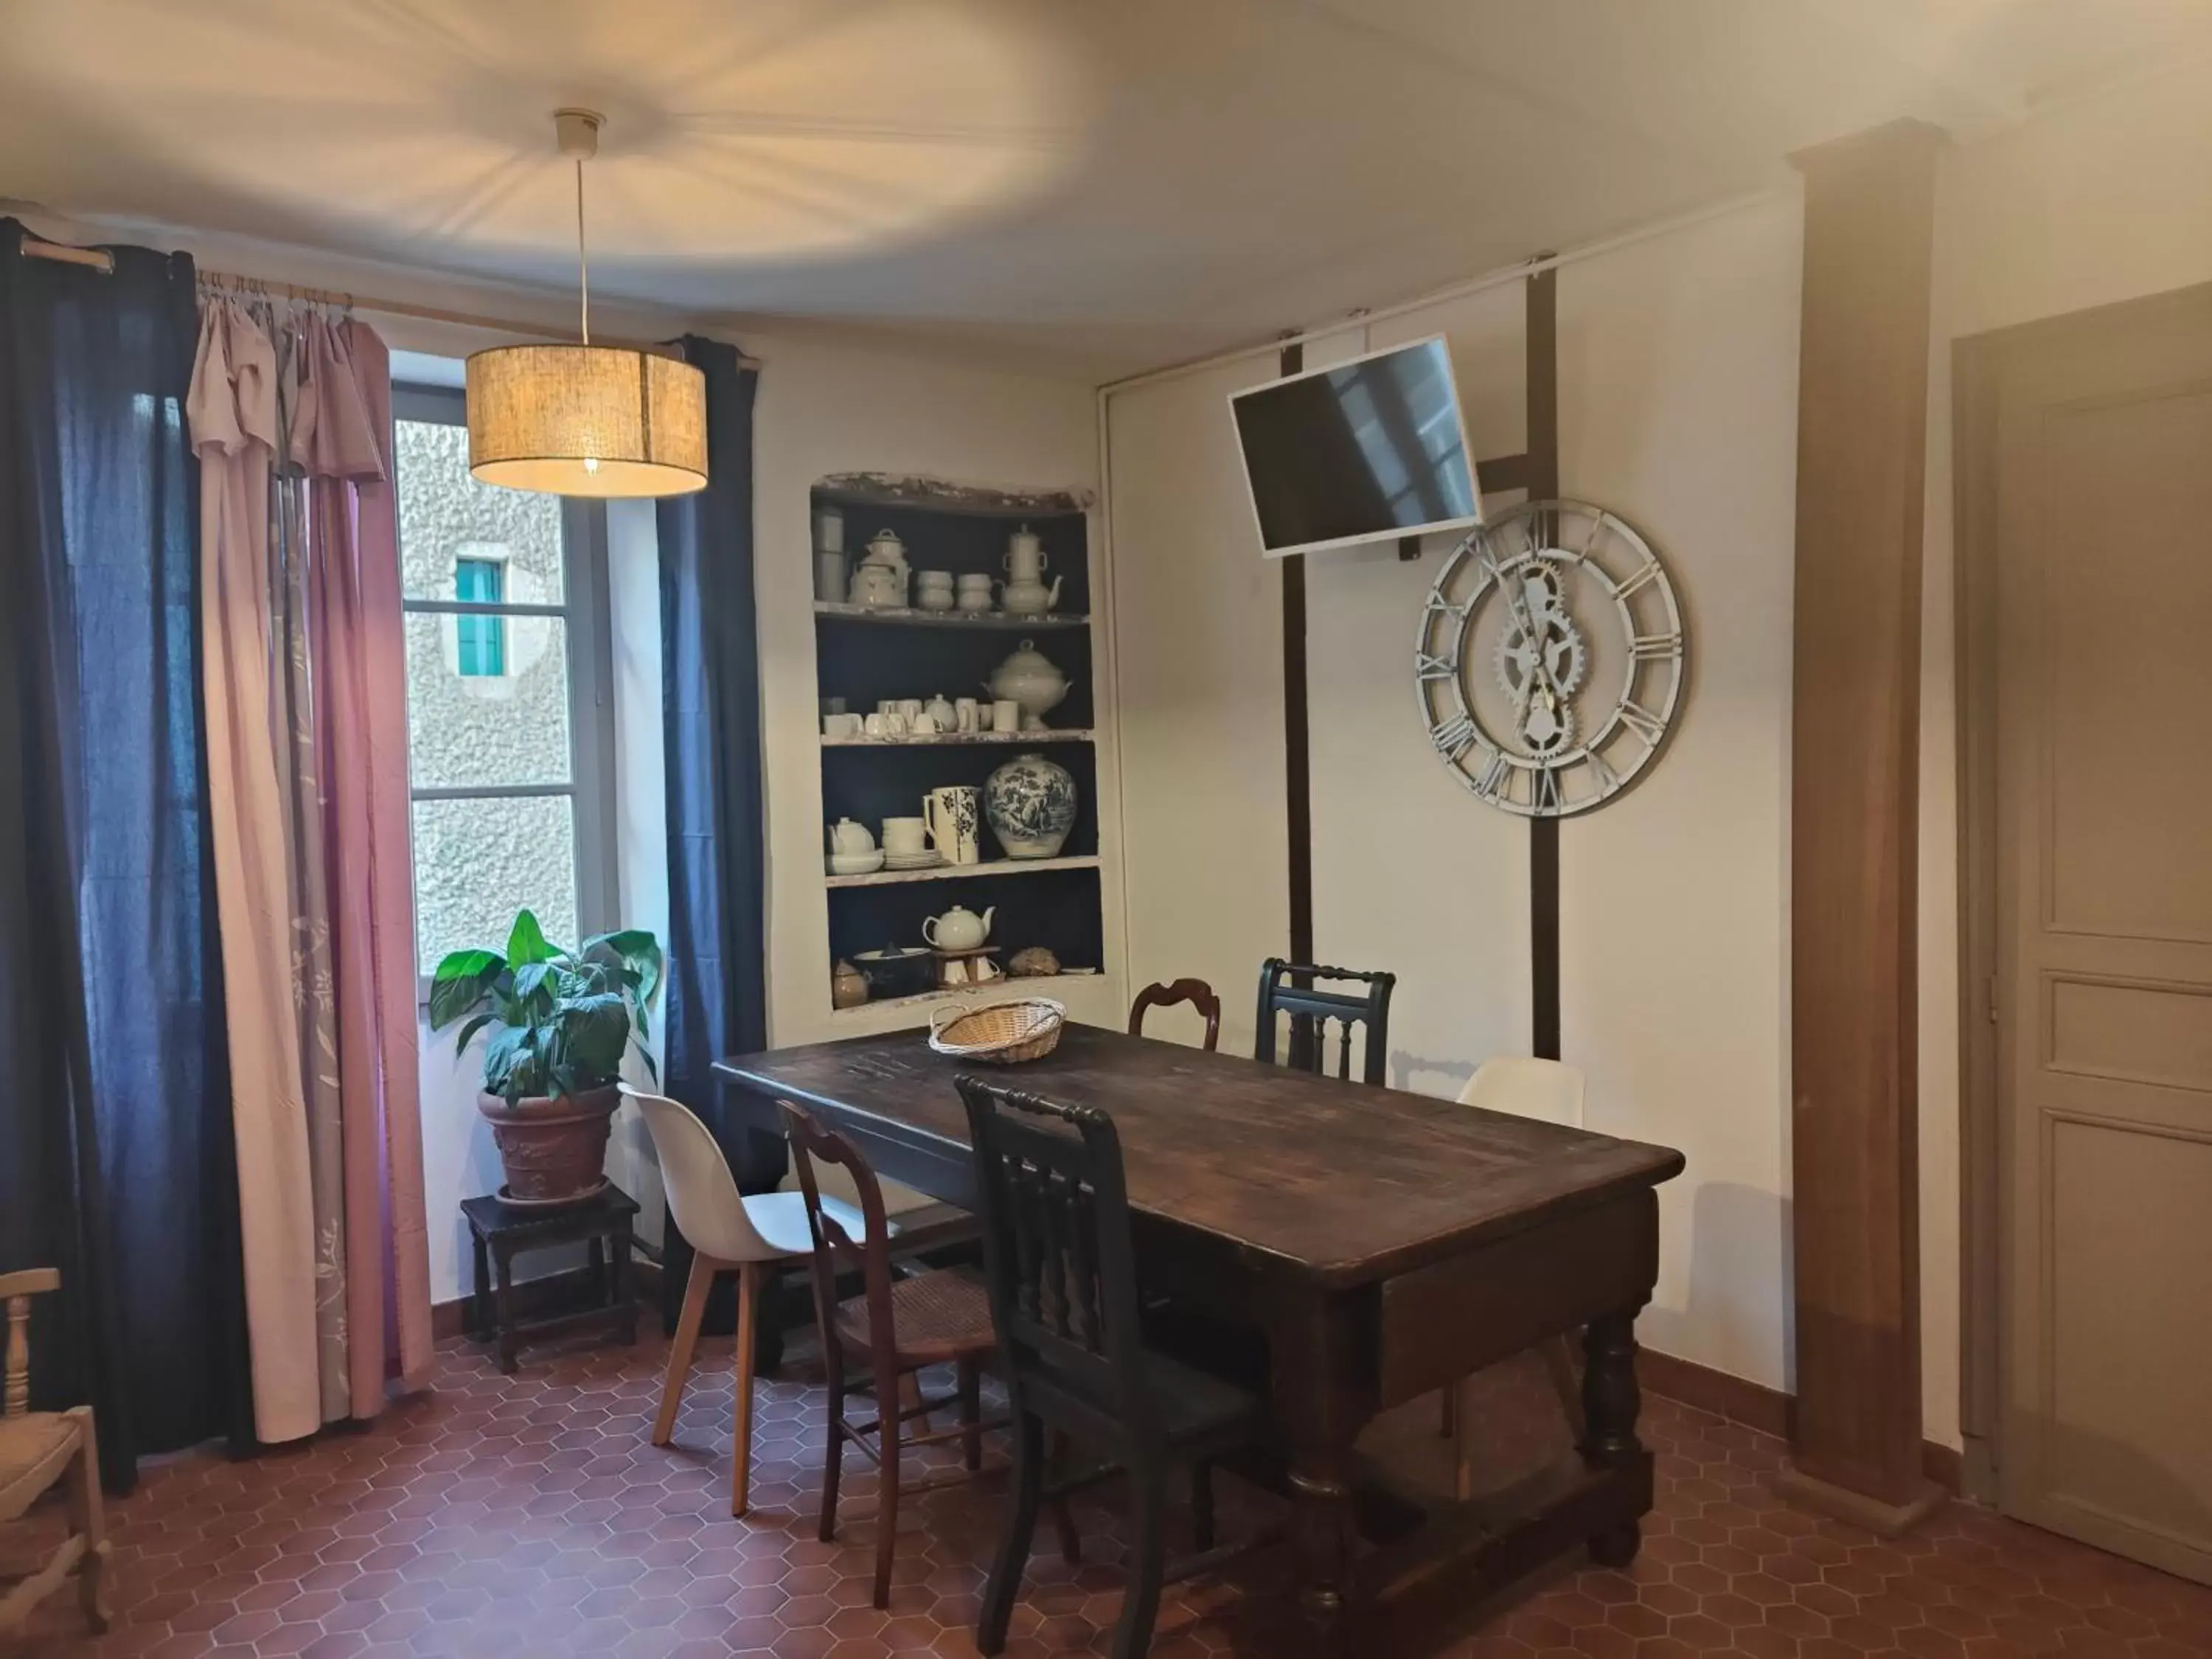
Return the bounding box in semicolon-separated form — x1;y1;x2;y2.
927;997;1066;1065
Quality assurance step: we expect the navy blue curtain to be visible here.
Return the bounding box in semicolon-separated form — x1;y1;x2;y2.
0;221;253;1488
655;335;776;1343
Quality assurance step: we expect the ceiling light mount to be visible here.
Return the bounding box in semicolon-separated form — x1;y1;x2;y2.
552;107;603;161
463;108;708;499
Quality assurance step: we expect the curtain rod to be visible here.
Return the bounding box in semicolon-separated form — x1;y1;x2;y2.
15;231;759;366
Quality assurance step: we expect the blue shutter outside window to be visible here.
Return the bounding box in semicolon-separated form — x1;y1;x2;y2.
455;559;504;677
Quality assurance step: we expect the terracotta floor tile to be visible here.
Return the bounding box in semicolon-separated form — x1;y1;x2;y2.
10;1322;2211;1658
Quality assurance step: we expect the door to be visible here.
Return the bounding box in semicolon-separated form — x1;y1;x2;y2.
1989;284;2212;1582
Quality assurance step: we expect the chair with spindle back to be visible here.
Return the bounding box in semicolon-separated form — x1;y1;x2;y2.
1127;978;1221;1051
0;1270;111;1636
1253;958;1396;1085
958;1076;1264;1659
780;1102;1007;1611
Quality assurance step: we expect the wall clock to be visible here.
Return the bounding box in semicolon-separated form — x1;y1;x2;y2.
1414;500;1685;817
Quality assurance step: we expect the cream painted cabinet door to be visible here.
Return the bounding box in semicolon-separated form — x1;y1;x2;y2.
1994;287;2212;1583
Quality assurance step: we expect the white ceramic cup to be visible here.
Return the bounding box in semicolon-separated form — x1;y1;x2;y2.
896;698;923;721
910;711;938;734
992;699;1021;733
877;699;898;715
884;711;910;736
863;712;889;737
955;697;981;733
881;816;927;856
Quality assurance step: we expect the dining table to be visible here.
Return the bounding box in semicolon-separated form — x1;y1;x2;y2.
714;1020;1685;1657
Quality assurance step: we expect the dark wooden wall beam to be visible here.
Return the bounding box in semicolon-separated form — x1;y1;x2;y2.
1778;119;1946;1535
1279;341;1315;976
1524;268;1562;1062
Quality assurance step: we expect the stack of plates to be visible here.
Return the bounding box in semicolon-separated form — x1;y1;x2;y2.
883;849;945;871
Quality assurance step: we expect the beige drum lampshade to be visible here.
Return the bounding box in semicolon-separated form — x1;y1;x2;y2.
465;344;708;497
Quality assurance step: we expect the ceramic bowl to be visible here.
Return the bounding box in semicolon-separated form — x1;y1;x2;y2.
828;849;886;876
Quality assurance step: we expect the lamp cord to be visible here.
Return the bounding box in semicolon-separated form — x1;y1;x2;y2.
574;156;590;347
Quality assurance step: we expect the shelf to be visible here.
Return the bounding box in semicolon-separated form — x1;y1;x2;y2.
813;602;1090;630
826;854;1101;889
813;476;1089;520
830;973;1102;1020
822;728;1094;749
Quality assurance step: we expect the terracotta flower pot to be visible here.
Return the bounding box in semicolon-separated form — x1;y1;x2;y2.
476;1083;619;1206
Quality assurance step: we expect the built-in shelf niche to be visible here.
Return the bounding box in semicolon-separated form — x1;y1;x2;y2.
810;473;1103;1018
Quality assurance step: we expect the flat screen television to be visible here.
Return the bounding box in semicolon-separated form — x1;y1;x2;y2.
1228;334;1482;558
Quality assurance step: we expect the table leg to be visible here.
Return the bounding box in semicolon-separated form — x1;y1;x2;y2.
1273;1293;1376;1659
588;1236;607;1305
493;1244;520;1375
1580;1305;1646;1567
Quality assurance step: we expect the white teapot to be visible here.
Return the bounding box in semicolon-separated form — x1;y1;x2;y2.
922;902;995;952
860;528;909;580
827;818;875;856
999;524;1062;615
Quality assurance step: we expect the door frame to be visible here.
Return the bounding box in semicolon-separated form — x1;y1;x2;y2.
1951;276;2212;1508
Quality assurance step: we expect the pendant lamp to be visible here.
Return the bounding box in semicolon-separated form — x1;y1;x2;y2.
466;110;708;497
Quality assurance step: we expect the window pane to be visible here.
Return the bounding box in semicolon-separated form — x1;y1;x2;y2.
395;418;566;605
403;613;572;788
411;793;578;976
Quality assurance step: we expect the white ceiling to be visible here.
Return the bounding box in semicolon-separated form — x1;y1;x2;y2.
5;0;2210;378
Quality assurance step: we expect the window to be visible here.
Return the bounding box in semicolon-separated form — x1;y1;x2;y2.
453;557;506;677
393;384;615;981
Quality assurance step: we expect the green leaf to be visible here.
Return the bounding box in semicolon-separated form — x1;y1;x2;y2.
450;1012;496;1060
427;950;504;1030
636;1044;659;1086
511;960;559;1009
585;929;664;1011
506;909;555;967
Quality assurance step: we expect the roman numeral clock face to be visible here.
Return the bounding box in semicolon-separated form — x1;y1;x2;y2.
1415;501;1684;817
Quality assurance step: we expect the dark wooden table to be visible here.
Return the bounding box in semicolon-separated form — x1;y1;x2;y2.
716;1024;1683;1655
462;1184;639;1374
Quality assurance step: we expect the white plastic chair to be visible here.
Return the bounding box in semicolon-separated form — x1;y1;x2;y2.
1445;1057;1589;1496
623;1084;969;1518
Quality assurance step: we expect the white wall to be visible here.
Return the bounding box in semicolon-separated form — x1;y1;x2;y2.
1110;195;1807;1398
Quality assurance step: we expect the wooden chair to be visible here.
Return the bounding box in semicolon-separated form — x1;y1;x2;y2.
1253;958;1396;1085
781;1102;1013;1611
958;1076;1264;1659
624;1083;969;1517
1441;1057;1589;1497
1127;978;1221;1050
1;1270;111;1637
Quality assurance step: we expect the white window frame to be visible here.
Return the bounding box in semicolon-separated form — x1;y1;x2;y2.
393;383;619;995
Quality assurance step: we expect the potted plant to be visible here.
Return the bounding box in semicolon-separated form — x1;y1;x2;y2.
429;910;664;1207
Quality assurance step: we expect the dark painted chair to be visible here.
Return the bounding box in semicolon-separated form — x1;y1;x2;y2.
1253;958;1397;1085
957;1076;1262;1659
1127;978;1222;1050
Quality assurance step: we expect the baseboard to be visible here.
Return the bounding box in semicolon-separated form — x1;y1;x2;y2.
431;1259;664;1343
1637;1346;1963;1494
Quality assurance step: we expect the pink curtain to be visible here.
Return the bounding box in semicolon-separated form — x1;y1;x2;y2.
293;316;434;1412
189;302;431;1441
188;300;321;1441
